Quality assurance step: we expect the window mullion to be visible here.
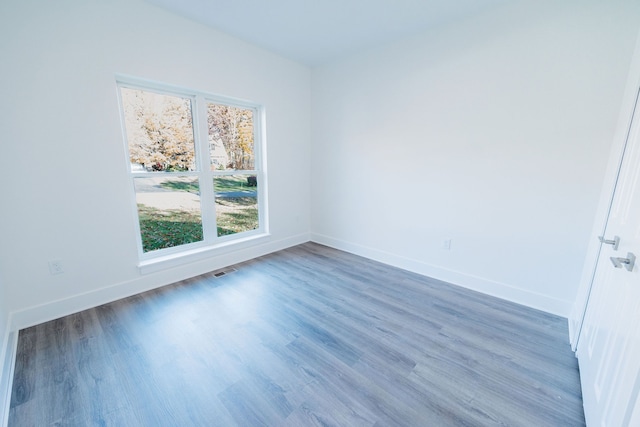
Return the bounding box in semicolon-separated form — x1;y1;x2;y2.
194;94;217;241
254;106;268;235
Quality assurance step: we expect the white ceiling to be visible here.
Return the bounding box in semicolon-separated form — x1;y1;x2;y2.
145;0;512;66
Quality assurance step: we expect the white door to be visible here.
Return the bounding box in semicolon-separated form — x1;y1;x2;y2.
577;92;640;426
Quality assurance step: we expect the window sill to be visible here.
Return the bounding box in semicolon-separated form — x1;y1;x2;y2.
138;232;270;275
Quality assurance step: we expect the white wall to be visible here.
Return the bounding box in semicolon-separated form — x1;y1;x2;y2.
1;0;638;330
311;0;640;316
0;0;311;328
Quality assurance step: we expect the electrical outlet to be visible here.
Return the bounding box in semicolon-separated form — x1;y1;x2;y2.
48;260;64;275
442;239;452;250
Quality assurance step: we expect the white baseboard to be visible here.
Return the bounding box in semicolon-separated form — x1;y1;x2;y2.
6;232;571;331
310;233;572;317
10;233;310;332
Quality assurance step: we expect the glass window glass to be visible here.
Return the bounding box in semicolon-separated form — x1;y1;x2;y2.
214;175;258;236
208;103;254;171
121;88;197;172
134;176;203;252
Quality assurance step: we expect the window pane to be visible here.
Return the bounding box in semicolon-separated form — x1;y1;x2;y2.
214;175;258;236
121;88;197;172
208;104;254;171
134;176;203;252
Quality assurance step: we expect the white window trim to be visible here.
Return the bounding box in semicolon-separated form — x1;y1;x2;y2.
115;75;269;271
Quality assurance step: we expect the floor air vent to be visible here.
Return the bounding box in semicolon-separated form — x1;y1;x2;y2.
212;267;237;278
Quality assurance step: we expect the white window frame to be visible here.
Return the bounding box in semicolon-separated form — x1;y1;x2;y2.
116;75;268;272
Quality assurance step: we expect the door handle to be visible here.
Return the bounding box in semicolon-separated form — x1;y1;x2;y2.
610;252;636;272
599;235;620;250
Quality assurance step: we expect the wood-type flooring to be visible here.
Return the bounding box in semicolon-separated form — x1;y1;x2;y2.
9;243;585;426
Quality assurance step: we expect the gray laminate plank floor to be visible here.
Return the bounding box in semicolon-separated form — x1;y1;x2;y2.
8;243;585;426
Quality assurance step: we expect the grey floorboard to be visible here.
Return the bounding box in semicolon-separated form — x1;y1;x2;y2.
8;242;585;426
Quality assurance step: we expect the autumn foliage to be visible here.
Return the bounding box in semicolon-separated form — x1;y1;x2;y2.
121;88;255;172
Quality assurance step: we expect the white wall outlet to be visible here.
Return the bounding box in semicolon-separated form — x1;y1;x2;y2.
442;238;452;250
48;260;64;275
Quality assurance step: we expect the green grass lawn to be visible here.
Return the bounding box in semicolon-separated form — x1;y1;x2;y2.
160;179;199;193
214;175;256;193
138;198;258;252
159;175;256;194
137;205;203;252
140;176;257;252
215;197;259;236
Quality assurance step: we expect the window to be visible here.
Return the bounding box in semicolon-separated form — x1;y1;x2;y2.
117;78;266;260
